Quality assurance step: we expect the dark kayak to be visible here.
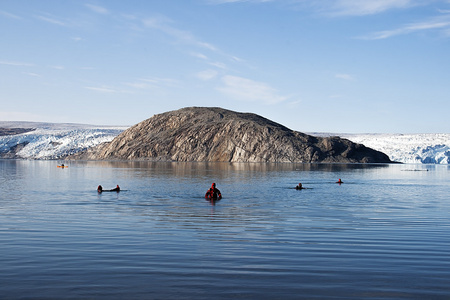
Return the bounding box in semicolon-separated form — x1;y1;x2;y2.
98;189;127;193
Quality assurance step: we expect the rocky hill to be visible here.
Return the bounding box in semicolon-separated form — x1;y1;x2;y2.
69;107;392;163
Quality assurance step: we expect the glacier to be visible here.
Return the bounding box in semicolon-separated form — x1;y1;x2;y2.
0;122;127;160
313;133;450;164
1;122;449;164
342;133;450;164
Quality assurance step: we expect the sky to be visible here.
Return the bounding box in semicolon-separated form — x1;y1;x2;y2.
1;0;450;133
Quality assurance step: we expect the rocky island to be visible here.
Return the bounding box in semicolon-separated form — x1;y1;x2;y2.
70;107;392;163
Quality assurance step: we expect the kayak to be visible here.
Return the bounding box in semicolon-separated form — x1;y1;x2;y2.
57;165;68;168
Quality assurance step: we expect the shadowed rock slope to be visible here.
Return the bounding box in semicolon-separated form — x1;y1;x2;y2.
72;107;392;163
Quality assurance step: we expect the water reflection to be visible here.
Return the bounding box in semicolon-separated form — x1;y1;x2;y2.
1;160;450;299
206;197;221;206
63;160;391;171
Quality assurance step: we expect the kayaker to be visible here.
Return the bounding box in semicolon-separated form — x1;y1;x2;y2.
111;185;120;192
336;179;343;184
205;182;222;200
97;185;103;193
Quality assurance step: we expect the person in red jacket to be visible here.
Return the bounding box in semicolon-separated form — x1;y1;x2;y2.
205;183;222;200
295;183;304;190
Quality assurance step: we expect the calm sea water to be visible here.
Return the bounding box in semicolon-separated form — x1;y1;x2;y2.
1;160;449;299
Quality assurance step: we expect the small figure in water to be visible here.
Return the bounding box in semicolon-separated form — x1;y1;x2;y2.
336;179;343;184
97;185;120;192
295;183;304;190
205;182;222;200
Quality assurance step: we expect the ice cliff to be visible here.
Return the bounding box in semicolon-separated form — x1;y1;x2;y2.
341;133;450;164
0;122;127;160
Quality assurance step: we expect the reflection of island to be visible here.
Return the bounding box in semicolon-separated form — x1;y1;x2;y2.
69;107;393;164
71;161;391;180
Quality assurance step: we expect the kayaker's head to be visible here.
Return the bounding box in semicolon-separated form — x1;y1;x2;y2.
212;183;216;188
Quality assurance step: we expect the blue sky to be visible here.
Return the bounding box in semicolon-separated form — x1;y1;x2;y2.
1;0;450;133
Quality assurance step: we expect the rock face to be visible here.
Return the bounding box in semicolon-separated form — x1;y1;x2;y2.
0;127;34;136
0;142;30;159
72;107;392;163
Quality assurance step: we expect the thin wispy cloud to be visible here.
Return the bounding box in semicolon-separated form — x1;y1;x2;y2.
324;0;417;16
207;0;274;3
50;65;65;70
208;61;227;69
217;75;287;104
287;99;302;108
335;73;355;81
143;15;218;52
360;15;450;39
85;86;118;93
0;60;34;67
143;77;179;86
190;52;231;70
208;0;422;16
23;72;41;77
125;77;180;90
230;55;244;63
191;52;209;60
141;14;244;66
207;0;450;41
36;14;67;26
85;4;109;15
196;69;219;81
125;82;151;89
0;10;22;20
